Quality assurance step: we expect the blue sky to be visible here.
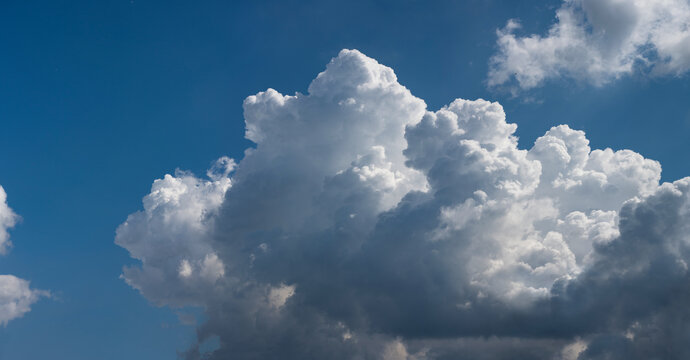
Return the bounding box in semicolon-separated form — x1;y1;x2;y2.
1;1;690;359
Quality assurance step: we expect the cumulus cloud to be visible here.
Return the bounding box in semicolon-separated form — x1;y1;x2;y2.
0;185;47;326
115;158;234;307
488;0;690;91
0;186;19;255
118;49;690;359
0;275;46;326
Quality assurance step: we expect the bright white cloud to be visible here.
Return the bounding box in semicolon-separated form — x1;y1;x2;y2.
118;49;690;359
488;0;690;91
0;186;18;255
115;158;234;307
0;185;46;326
0;275;46;326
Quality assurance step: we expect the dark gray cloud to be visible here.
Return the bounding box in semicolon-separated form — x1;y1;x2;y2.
117;49;690;359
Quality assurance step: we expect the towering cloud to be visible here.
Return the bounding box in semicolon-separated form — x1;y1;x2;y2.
118;49;690;359
488;0;690;91
0;186;46;326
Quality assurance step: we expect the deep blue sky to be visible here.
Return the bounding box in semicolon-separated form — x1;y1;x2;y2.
0;0;688;359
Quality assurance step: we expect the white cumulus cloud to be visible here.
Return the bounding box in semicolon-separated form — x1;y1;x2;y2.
118;49;690;359
0;186;19;255
0;275;46;326
488;0;690;91
0;185;47;326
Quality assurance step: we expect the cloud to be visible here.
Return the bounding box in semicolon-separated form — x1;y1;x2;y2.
118;49;690;359
0;185;47;326
0;275;46;326
488;0;690;91
0;186;19;255
115;158;234;307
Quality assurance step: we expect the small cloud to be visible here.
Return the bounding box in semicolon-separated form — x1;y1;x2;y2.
488;0;690;92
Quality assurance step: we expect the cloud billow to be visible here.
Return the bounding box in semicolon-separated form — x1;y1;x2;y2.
488;0;690;92
117;49;690;359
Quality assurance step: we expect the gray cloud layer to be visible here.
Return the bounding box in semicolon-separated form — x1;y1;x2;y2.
118;49;690;359
489;0;690;91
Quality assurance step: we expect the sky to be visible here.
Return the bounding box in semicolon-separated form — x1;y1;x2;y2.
1;0;690;359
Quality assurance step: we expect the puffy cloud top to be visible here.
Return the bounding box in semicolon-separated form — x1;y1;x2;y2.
488;0;690;91
117;49;690;359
